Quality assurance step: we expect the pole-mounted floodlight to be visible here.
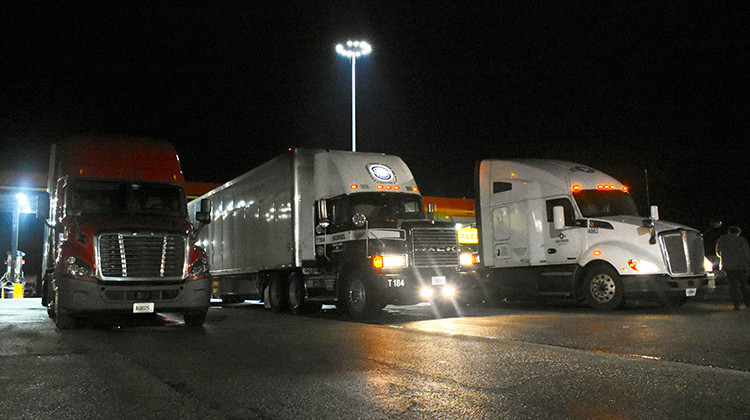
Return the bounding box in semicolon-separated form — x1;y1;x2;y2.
336;40;372;152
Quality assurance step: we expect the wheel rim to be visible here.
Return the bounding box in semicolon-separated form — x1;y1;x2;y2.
348;279;366;313
590;273;616;303
289;276;303;308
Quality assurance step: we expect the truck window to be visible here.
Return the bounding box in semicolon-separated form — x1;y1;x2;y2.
493;182;512;193
349;193;425;228
573;190;638;218
69;180;186;217
545;198;576;226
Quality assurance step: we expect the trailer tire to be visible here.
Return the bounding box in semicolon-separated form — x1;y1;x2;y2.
583;265;625;311
267;273;288;313
288;273;321;315
342;274;380;319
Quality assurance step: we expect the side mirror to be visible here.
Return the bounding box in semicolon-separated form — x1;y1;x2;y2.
553;206;565;230
36;192;50;220
196;198;211;224
352;213;367;228
316;200;330;230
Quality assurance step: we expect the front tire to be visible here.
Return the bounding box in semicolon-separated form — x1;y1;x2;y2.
341;274;380;319
54;288;79;330
583;265;625;311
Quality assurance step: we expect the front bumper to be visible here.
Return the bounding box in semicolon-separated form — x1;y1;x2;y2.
54;273;212;314
621;274;714;299
376;268;460;306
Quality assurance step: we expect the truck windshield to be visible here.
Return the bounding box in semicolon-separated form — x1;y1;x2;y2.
69;180;187;217
349;193;425;228
574;190;639;218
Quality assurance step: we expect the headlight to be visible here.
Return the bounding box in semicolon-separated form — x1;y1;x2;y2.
459;252;475;267
442;286;456;297
419;287;434;299
190;256;209;279
64;256;93;278
703;257;714;272
627;258;660;273
371;254;407;269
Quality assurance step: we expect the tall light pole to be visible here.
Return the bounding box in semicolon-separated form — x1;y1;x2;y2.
336;40;372;152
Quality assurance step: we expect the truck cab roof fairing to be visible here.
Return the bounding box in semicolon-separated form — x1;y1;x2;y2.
313;149;420;200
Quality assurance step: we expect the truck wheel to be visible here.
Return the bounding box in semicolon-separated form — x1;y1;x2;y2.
267;274;288;313
583;265;625;311
183;311;207;327
288;273;321;315
342;275;380;319
54;289;79;330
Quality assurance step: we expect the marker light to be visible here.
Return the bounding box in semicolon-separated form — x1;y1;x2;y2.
371;254;407;269
572;184;582;192
350;184;358;190
394;186;400;190
377;185;384;190
593;250;602;256
412;187;418;192
622;185;629;192
385;185;392;190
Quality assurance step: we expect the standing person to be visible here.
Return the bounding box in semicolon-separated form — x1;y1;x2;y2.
715;226;750;310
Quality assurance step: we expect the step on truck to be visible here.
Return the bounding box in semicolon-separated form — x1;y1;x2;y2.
475;159;714;310
39;137;212;329
188;148;461;318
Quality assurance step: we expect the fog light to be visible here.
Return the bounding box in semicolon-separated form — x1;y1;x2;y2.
420;287;434;299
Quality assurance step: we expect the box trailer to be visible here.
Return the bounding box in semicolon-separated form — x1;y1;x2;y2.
189;148;461;318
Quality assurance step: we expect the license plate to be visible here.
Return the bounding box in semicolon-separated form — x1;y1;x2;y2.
685;288;697;297
133;302;155;313
431;276;446;285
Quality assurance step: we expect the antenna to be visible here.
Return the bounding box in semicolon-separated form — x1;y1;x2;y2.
644;169;651;208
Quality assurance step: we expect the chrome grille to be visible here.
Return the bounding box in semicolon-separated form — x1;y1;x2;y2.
98;233;187;280
411;228;460;268
659;229;706;276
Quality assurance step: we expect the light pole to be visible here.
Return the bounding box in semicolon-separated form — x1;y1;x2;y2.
335;40;372;152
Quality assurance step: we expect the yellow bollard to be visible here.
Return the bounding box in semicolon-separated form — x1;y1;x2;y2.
13;283;23;299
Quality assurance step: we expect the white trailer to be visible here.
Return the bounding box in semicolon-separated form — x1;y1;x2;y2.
189;148;461;318
475;159;713;310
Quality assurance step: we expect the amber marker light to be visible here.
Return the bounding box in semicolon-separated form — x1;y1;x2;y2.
572;184;582;192
376;185;384;190
593;250;602;256
350;184;358;190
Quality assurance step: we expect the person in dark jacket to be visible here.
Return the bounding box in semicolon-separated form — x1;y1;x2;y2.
716;226;750;310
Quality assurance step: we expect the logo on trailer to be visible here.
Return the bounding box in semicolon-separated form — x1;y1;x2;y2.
368;164;395;182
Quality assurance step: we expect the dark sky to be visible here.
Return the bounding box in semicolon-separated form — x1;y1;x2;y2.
1;2;747;231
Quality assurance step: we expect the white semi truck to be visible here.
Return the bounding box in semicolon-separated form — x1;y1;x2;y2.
188;148;461;318
475;159;713;310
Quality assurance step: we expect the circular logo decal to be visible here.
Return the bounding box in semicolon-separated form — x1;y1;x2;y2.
368;164;394;182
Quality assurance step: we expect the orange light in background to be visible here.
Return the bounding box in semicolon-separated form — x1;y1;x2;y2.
510;172;516;178
350;184;358;190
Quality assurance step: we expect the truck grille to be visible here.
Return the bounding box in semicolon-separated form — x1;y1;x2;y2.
411;228;460;268
659;229;706;276
98;233;187;280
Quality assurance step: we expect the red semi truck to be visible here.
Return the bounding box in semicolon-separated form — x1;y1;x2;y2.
39;137;212;329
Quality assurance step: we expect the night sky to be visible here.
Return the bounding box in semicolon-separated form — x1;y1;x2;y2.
1;2;747;232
